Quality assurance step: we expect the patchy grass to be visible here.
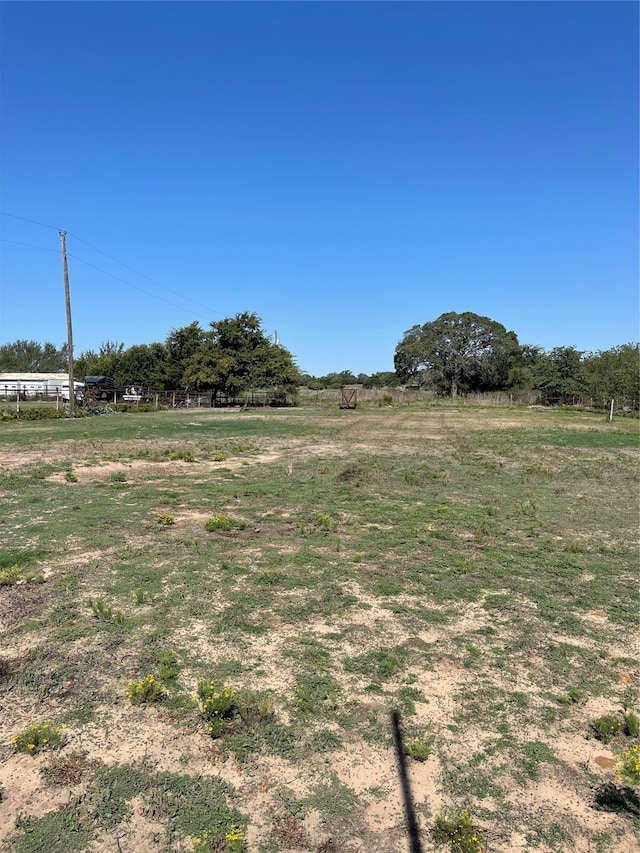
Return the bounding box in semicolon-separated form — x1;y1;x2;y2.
0;405;638;851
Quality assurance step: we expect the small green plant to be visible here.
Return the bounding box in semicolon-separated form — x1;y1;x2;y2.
0;566;21;586
133;587;147;605
616;743;640;790
196;679;237;737
64;471;78;482
125;674;166;705
23;570;45;584
192;825;245;852
156;513;175;526
213;452;226;462
592;714;624;744
204;515;246;532
110;471;127;483
169;449;196;462
623;712;640;738
13;721;66;755
433;809;484;852
565;687;587;704
88;597;125;625
315;513;337;532
158;650;180;682
404;738;431;762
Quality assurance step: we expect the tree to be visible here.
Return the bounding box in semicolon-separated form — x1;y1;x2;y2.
163;322;207;389
394;312;520;398
183;312;300;399
532;346;584;404
75;341;125;383
0;339;68;372
581;343;639;408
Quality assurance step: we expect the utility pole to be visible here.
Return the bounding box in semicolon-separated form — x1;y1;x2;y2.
58;230;75;414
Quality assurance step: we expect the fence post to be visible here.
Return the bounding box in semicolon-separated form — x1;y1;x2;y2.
609;399;614;422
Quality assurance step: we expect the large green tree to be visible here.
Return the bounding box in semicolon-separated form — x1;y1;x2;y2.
183;312;300;398
581;343;639;407
532;346;584;405
394;312;520;397
0;339;68;372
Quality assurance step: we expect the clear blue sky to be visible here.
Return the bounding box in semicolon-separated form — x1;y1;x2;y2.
1;1;637;376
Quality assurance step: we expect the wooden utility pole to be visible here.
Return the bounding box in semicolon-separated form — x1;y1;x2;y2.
58;229;75;414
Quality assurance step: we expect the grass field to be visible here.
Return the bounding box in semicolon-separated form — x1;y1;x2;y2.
0;404;638;852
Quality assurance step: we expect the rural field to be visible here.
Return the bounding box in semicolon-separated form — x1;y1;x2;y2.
0;403;638;853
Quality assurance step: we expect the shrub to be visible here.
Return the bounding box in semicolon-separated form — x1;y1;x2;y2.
64;471;78;483
0;566;20;587
156;513;175;526
404;738;431;762
616;743;640;790
125;674;166;705
433;809;484;852
592;714;624;744
13;721;66;755
196;679;237;737
204;515;246;533
88;598;125;625
624;712;640;738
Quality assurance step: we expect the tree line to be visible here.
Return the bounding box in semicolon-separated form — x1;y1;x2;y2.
1;311;637;407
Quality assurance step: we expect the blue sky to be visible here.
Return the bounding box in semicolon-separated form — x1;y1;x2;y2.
0;1;637;376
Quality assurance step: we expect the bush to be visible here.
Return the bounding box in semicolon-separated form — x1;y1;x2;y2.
13;721;66;755
125;674;166;705
433;809;484;852
592;714;624;744
204;516;246;532
617;743;640;790
196;680;237;737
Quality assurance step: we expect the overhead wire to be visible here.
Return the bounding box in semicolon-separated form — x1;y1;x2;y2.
0;238;60;254
0;210;217;321
66;252;212;322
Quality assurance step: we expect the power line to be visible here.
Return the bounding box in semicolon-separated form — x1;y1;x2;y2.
0;211;60;231
65;230;216;314
1;211;217;321
66;252;212;322
0;238;60;254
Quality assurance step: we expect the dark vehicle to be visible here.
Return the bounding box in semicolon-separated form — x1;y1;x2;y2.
83;375;115;401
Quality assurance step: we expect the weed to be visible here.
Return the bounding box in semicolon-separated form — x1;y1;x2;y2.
12;803;91;852
133;586;147;605
404;738;431;762
315;513;338;532
125;674;166;705
23;570;45;583
110;471;127;483
158;650;180;682
197;679;237;736
87;597;125;625
169;449;196;462
41;751;102;786
156;512;175;526
433;809;484;853
623;711;640;738
558;686;587;704
213;452;227;462
592;714;623;744
616;743;640;790
13;721;66;754
64;471;78;482
0;566;20;586
204;515;246;532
